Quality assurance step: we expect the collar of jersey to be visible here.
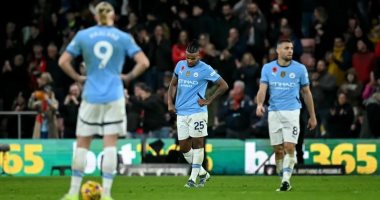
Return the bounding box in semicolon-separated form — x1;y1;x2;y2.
276;60;292;68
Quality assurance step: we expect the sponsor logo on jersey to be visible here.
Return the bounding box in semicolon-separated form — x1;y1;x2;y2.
289;72;296;79
178;79;199;88
270;81;296;90
194;72;199;77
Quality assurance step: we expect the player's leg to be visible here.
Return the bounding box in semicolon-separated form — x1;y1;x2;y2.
177;115;197;187
268;111;285;177
101;134;118;199
191;137;210;187
180;138;208;177
279;110;300;191
100;98;127;199
282;142;296;183
62;136;92;200
188;112;209;187
62;100;100;200
273;144;285;177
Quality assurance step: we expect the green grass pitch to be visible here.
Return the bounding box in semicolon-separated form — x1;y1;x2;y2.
0;176;379;200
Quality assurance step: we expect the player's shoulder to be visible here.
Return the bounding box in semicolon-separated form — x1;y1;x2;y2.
199;60;213;70
174;60;187;70
262;60;277;71
291;60;306;69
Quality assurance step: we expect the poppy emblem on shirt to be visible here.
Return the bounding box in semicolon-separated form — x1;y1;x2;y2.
289;72;296;79
280;71;286;78
272;67;277;76
186;71;191;76
194;72;199;77
181;66;185;71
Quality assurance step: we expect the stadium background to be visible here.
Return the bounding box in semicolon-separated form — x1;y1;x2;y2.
0;0;380;180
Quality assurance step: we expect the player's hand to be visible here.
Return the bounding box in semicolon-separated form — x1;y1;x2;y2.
198;99;210;107
168;103;176;114
256;105;265;117
307;117;317;130
121;73;134;85
76;75;86;83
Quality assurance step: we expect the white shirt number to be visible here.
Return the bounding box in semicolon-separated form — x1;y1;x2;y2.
93;41;113;69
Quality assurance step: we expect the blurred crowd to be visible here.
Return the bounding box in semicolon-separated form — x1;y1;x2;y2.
1;0;380;139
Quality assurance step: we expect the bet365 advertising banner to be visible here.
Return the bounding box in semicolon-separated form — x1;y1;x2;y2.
0;139;378;176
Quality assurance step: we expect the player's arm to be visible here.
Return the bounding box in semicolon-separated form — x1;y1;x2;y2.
256;83;268;117
301;86;317;130
198;78;229;106
122;51;150;84
167;75;178;113
58;52;86;83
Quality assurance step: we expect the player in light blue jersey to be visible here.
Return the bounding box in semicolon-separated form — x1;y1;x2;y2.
168;40;228;188
256;39;317;192
59;2;149;200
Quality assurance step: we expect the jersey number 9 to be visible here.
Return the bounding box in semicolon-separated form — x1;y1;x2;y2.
93;41;113;69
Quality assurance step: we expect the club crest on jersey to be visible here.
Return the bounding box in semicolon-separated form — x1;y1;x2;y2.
289;72;296;79
280;71;286;78
194;72;199;77
186;71;191;76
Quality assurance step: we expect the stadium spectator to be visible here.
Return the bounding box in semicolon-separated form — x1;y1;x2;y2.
352;40;376;84
326;36;351;86
129;83;169;139
146;24;172;90
327;92;355;138
62;83;81;138
339;68;363;108
28;73;59;139
232;52;260;98
219;80;254;139
171;30;189;65
364;92;380;138
242;2;267;63
310;59;337;137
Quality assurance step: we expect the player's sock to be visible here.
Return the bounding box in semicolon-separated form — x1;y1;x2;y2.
276;159;283;176
183;148;207;175
101;147;117;197
189;148;204;182
68;147;87;195
282;154;296;183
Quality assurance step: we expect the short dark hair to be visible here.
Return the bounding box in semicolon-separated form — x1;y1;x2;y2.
186;39;200;53
135;82;152;93
277;39;293;46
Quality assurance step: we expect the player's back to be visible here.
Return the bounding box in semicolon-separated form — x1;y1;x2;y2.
68;25;140;103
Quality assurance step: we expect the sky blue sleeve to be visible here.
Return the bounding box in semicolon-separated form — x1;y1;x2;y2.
66;32;82;57
174;62;180;77
204;65;221;82
260;65;269;84
124;34;141;57
300;65;310;87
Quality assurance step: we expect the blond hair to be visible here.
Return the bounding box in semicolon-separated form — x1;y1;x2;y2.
95;1;114;25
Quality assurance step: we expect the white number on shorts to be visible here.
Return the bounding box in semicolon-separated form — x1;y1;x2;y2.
194;121;205;131
93;41;113;69
292;126;298;135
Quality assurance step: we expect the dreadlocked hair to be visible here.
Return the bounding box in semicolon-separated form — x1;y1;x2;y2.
186;39;200;53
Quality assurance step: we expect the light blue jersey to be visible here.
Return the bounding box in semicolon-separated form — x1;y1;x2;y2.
260;60;309;111
174;60;221;115
66;25;141;103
